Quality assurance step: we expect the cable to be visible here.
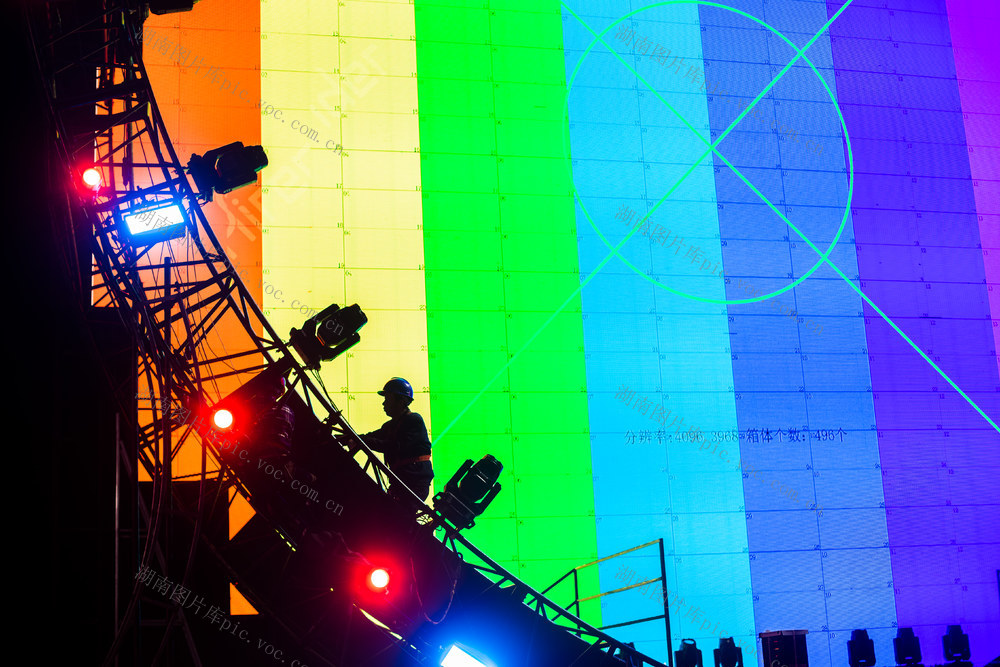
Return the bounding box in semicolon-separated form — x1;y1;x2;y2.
407;524;460;626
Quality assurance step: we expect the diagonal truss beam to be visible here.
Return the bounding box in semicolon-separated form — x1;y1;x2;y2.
28;2;669;665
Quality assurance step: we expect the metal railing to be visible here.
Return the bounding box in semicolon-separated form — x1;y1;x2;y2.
542;538;673;667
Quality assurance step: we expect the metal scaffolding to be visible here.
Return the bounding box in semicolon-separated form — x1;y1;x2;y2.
25;2;668;665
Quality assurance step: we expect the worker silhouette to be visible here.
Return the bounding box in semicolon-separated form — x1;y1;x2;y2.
358;378;433;503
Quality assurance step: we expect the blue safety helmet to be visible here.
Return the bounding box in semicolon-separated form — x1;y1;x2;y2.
377;377;413;400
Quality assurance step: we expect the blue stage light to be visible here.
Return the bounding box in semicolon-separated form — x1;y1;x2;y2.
121;202;187;244
440;644;492;667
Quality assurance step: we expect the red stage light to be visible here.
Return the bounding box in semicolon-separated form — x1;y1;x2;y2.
82;168;102;189
212;408;234;430
367;568;389;592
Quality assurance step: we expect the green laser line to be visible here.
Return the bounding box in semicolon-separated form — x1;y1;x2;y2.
436;0;1000;444
610;5;1000;434
606;4;999;434
562;0;853;304
433;2;854;446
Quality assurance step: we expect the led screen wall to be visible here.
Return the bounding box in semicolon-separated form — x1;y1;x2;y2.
146;1;999;666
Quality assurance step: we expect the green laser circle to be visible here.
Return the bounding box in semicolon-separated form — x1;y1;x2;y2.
561;0;855;305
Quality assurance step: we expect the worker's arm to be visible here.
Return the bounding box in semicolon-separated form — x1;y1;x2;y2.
363;433;387;453
352;420;391;454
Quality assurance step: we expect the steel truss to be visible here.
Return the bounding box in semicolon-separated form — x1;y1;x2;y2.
27;2;666;665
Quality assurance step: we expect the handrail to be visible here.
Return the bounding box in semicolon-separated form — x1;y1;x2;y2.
543;538;674;667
